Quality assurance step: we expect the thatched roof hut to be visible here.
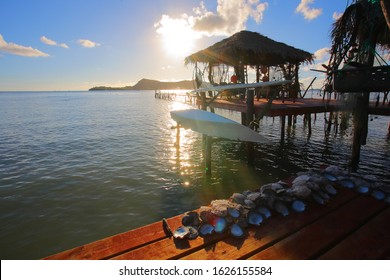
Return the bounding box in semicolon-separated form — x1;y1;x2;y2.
330;0;390;69
185;30;314;67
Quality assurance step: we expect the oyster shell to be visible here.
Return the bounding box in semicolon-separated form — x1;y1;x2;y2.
228;207;240;218
230;223;245;238
187;226;199;239
274;201;289;216
199;206;213;223
199;224;214;237
324;184;338;195
291;200;306;212
213;217;227;233
173;226;190;239
231;193;246;204
339;178;356;189
371;190;386;200
182;211;200;227
255;206;272;219
356;185;370;194
322;172;337;182
247;211;263;226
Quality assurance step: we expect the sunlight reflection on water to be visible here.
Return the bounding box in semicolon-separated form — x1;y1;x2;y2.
0;90;389;259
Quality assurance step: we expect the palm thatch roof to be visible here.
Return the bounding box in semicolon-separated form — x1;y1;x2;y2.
185;30;314;66
331;0;390;52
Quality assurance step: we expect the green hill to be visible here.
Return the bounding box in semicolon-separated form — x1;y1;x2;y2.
89;79;194;91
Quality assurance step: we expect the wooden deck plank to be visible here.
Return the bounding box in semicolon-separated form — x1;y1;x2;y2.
180;189;358;260
43;215;184;260
318;207;390;260
110;231;230;260
247;195;388;260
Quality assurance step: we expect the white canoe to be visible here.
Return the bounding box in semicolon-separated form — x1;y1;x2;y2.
191;80;292;93
171;109;270;143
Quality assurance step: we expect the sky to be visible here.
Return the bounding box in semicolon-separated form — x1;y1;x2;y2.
0;0;380;91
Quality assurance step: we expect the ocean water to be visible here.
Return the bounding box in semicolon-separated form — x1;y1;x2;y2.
0;90;389;259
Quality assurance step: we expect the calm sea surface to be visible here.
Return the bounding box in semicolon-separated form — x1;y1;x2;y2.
1;90;389;259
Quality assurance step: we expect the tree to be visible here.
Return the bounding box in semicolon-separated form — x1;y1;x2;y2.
380;0;390;30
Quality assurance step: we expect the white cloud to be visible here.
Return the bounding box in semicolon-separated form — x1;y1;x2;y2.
40;36;56;46
301;47;330;72
296;0;322;21
41;36;69;48
192;0;268;36
0;34;49;57
78;39;100;48
155;0;269;39
332;11;343;21
301;47;331;89
314;47;330;61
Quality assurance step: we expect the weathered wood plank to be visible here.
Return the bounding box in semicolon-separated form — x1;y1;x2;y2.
110;230;231;260
318;207;390;259
180;188;358;260
247;195;387;260
43;215;184;260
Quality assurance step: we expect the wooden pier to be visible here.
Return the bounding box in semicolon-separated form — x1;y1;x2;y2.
198;96;390;117
44;186;390;260
155;90;197;104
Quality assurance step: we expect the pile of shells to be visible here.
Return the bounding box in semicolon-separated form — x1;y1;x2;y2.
170;165;390;240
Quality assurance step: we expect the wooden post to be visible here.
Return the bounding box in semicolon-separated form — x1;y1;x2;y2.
350;93;370;170
327;111;333;133
287;115;292;127
307;113;312;138
204;135;212;175
350;24;377;171
200;92;207;110
241;112;246;125
280;115;286;142
246;89;254;126
246;89;255;165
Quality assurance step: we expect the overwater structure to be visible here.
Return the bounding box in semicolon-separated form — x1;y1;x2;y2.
181;0;390;171
323;0;390;170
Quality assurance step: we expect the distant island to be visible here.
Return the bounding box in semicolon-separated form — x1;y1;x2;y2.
89;78;195;91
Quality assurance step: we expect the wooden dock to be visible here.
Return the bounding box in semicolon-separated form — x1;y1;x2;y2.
44;186;390;260
200;97;390;117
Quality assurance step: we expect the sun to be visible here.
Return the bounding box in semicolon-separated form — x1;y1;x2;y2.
156;15;198;58
162;29;195;58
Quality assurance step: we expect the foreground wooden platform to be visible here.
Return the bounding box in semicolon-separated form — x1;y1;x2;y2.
44;187;390;260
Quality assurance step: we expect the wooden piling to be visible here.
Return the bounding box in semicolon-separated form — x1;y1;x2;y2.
327;111;333;133
246;89;255;126
241;112;246;125
204;135;212;175
350;92;370;170
287;115;292;127
280;115;286;142
307;113;312;137
200;92;207;110
246;89;255;165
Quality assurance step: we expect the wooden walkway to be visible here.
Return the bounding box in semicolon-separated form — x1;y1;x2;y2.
201;98;390;117
44;186;390;260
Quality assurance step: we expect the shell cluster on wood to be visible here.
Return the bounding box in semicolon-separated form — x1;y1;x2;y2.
170;165;390;240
